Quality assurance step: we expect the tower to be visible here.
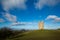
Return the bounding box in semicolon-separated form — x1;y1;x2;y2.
38;21;44;30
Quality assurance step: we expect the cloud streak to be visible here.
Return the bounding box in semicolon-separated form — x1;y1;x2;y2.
3;13;17;22
11;22;25;26
35;0;60;9
0;18;5;23
10;22;37;26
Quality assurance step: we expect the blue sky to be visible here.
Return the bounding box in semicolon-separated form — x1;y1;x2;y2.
0;0;60;30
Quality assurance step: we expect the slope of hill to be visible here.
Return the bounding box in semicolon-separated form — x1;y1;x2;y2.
7;30;60;40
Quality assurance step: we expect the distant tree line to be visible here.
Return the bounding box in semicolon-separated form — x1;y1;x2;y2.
57;28;60;30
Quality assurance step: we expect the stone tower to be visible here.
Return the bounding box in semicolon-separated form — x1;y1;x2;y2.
38;21;44;30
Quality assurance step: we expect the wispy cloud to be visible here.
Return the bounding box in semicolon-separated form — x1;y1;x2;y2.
35;0;60;9
3;13;17;22
46;15;60;22
2;0;27;11
46;15;57;20
10;22;37;26
1;0;29;26
1;13;27;26
11;22;25;26
0;18;5;23
1;12;37;26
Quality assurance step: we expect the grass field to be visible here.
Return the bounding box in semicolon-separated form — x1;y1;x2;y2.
7;30;60;40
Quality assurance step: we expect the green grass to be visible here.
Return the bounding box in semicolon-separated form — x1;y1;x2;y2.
7;30;60;40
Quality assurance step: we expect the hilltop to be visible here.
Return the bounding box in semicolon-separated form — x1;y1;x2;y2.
7;30;60;40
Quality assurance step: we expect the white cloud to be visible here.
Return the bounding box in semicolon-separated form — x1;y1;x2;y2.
0;18;5;22
11;22;37;26
55;18;60;22
35;0;60;9
46;15;60;22
2;0;27;11
46;15;57;20
3;13;17;22
11;22;25;26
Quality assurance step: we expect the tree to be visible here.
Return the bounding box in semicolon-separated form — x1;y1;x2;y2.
0;27;13;40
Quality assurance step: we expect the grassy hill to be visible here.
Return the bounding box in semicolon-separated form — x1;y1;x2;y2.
7;30;60;40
